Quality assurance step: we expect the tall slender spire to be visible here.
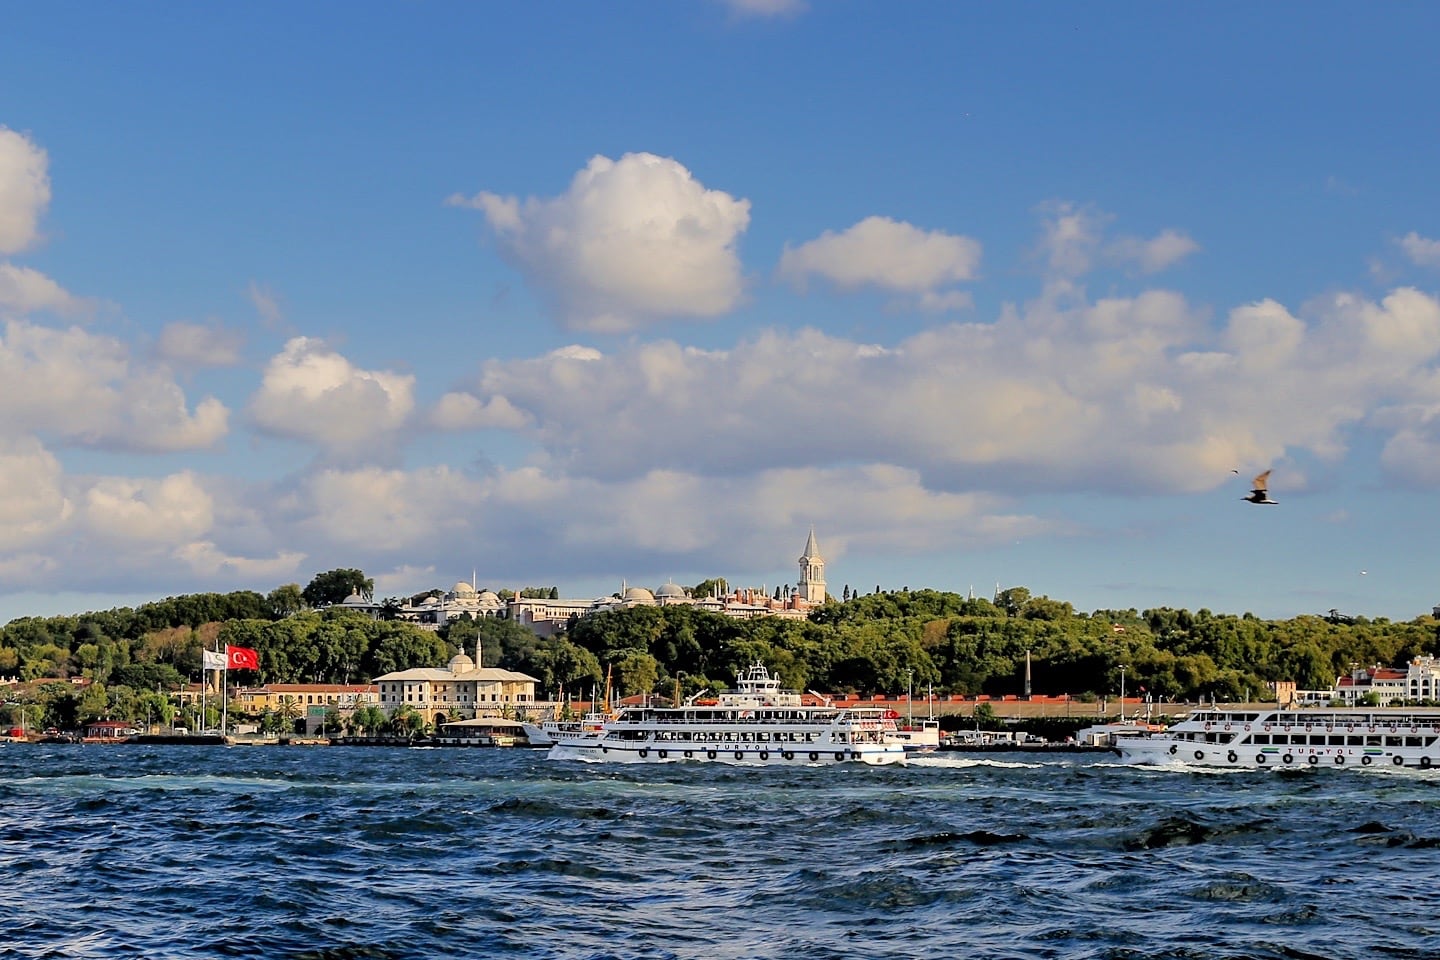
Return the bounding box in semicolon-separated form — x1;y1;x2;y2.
798;527;826;604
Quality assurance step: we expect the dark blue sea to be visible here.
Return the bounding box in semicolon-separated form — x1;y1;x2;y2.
2;745;1438;960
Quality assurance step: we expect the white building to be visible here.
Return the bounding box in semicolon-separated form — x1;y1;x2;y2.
373;644;540;724
340;530;833;637
1314;655;1440;706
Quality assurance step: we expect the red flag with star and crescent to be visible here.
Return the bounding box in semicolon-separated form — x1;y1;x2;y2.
226;645;260;670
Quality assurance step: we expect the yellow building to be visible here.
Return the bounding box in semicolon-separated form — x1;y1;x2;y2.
231;683;379;716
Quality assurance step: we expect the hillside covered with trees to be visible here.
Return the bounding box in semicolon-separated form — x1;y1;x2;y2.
2;572;1436;731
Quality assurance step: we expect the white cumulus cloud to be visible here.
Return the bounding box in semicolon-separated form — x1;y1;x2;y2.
1398;231;1440;269
250;337;415;454
83;471;214;545
1035;202;1198;277
0;436;73;548
778;216;981;303
0;263;84;315
447;286;1440;497
449;152;751;333
175;541;306;580
429;391;531;431
0;127;50;255
0;319;229;451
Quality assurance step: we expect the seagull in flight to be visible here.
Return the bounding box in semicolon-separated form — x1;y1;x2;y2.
1242;470;1278;505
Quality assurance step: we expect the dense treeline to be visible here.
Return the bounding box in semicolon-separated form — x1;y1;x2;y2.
564;589;1440;703
2;576;1437;730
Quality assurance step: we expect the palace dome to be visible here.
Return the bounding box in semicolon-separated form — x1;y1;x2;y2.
451;581;477;597
622;586;656;604
655;582;686;599
448;651;475;673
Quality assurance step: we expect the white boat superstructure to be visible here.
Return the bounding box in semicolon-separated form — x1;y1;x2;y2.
892;718;941;753
1115;706;1440;770
522;710;612;747
546;661;908;765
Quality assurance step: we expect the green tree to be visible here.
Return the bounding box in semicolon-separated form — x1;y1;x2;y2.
301;569;374;608
267;584;305;618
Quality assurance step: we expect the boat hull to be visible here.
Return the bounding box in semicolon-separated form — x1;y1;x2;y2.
1116;707;1440;771
548;738;906;765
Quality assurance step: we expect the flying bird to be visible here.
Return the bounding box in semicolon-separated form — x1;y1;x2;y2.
1242;470;1278;505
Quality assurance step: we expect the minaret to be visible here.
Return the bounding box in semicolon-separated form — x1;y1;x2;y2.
798;527;826;604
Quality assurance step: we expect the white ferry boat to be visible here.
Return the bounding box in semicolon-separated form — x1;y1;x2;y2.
892;718;941;753
546;662;908;765
1114;706;1440;769
521;711;610;747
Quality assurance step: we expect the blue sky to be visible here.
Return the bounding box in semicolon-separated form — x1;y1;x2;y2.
2;1;1439;624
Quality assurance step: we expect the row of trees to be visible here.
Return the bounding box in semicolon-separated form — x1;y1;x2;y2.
3;572;1438;731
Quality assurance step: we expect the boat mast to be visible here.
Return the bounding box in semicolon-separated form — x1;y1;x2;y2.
906;668;913;727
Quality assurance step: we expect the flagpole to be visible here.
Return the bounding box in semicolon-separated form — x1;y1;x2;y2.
222;649;228;738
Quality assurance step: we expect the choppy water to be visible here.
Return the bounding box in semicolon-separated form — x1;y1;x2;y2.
2;745;1438;960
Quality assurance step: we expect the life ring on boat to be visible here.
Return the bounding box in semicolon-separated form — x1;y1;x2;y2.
809;752;819;761
734;751;744;760
1168;744;1178;755
706;750;717;759
684;751;693;759
1226;751;1237;763
657;750;667;759
1255;754;1265;764
759;751;769;760
638;749;648;758
1411;727;1419;733
601;746;608;754
835;751;846;761
1282;754;1294;764
1203;722;1212;730
1243;724;1251;731
1361;755;1372;765
1421;757;1433;769
1334;755;1344;765
1393;756;1405;767
1262;723;1271;731
1223;724;1231;731
1368;726;1376;733
1307;755;1318;765
1305;724;1312;731
782;751;793;760
1194;750;1205;761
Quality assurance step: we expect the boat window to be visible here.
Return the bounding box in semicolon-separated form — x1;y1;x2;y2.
1406;737;1423;748
1329;736;1345;746
1309;736;1326;746
1346;736;1363;746
1253;734;1269;745
1366;736;1381;746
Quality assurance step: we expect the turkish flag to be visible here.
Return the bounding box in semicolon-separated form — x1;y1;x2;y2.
227;645;260;670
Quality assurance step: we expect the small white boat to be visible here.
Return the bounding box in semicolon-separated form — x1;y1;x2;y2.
891;718;941;753
547;661;907;765
1115;706;1440;770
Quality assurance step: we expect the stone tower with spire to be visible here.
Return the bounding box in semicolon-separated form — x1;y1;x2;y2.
798;528;826;604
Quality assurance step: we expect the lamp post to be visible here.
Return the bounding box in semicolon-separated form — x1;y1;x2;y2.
905;668;913;727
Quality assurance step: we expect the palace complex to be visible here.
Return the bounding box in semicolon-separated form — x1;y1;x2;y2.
338;529;831;638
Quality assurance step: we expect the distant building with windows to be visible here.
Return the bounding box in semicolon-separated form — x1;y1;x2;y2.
373;643;540;725
231;683;379;717
1299;655;1440;706
341;529;833;638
